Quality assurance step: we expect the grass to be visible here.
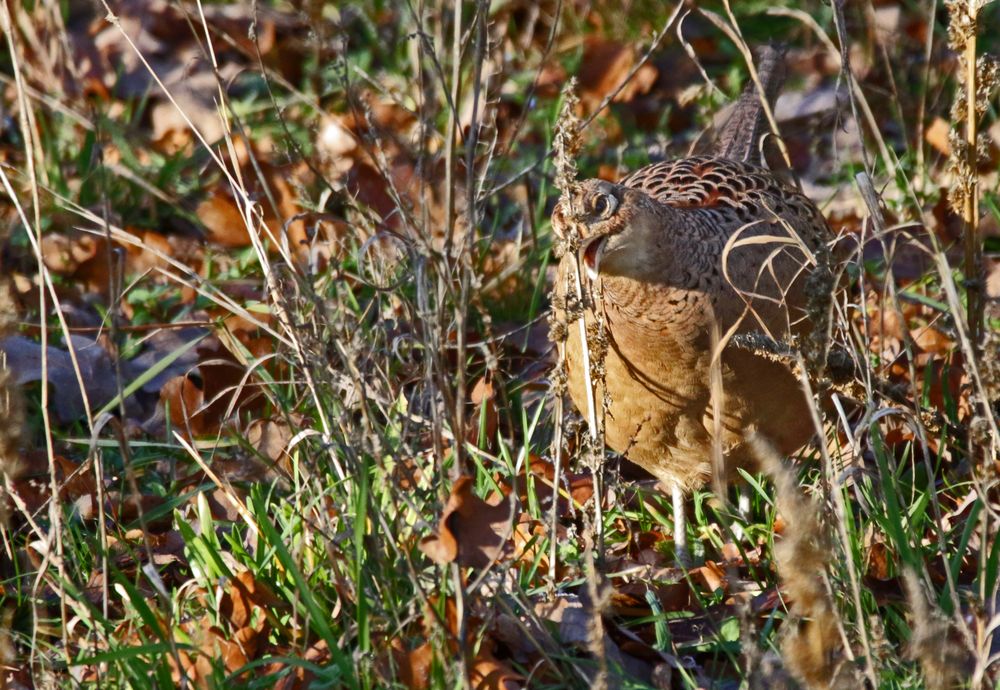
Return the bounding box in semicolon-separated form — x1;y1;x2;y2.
0;0;998;688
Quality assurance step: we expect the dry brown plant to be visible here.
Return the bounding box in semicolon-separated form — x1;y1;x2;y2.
943;0;999;349
902;569;970;690
755;437;860;689
0;277;23;502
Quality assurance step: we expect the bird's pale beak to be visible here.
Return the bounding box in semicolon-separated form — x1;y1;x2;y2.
581;236;606;282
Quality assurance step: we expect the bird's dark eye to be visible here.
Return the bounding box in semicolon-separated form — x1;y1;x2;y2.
591;192;616;218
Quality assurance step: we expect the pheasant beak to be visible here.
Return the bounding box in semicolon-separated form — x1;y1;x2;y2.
581;236;606;282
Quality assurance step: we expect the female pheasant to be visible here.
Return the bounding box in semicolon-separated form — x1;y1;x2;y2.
551;47;834;561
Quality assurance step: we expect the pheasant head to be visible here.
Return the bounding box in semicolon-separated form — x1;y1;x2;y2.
551;179;684;285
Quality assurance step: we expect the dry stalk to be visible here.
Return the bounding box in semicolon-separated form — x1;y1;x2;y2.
0;281;22;543
550;78;611;687
550;79;597;459
941;27;1000;631
708;321;727;517
943;0;989;349
902;569;970;690
754;437;862;689
795;352;880;687
0;1;72;672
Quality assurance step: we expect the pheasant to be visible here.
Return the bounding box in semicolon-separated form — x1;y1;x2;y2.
551;46;834;562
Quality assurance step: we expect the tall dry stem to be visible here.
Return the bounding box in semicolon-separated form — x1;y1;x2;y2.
903;569;970;690
944;0;993;349
754;437;861;689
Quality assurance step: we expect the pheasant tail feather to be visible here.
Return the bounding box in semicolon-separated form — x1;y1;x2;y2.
715;44;787;165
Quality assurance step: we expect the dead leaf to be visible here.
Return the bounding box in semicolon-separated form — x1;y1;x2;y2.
866;539;891;581
910;324;953;354
535;595;589;646
385;639;434;690
578;38;658;113
925;117;951;156
471;642;525;690
419;476;513;569
317;116;358;176
691;561;728;593
522;456;593;517
40;232;100;274
0;335;118;423
271;640;331;690
110;493;173;532
143;336;265;437
5;451;97;517
220;570;285;630
195;138;307;255
80;0;307;149
127;328;206;396
511;514;548;571
535;61;568;99
157;375;206;434
196;189;252;248
169;616;256;686
245;417;296;468
468;376;499;447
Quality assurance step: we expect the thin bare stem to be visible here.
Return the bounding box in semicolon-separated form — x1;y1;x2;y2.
961;4;982;348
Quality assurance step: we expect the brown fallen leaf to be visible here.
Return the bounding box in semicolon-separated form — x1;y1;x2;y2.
195;138;308;255
219;570;285;630
521;456;593;517
219;306;278;362
925;116;951;156
534;595;589;647
0;326;208;429
419;476;514;569
169;617;256;686
691;561;728;593
79;0;307;150
316;116;359;176
143;335;265;437
84;530;188;601
271;640;331;690
468;375;499;447
470;640;525;690
910;324;953;355
383;639;434;690
245;417;297;470
0;335;119;423
157;375;206;434
40;231;101;275
329;94;471;251
865;539;892;581
535;61;568;99
196;188;251;248
5;451;98;518
109;493;174;532
126;328;206;396
511;514;549;572
577;38;658;113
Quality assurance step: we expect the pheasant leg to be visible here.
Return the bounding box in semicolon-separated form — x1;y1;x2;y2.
732;489;751;542
672;483;690;568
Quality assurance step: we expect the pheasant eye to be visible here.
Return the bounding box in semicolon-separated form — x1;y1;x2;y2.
591;193;616;218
